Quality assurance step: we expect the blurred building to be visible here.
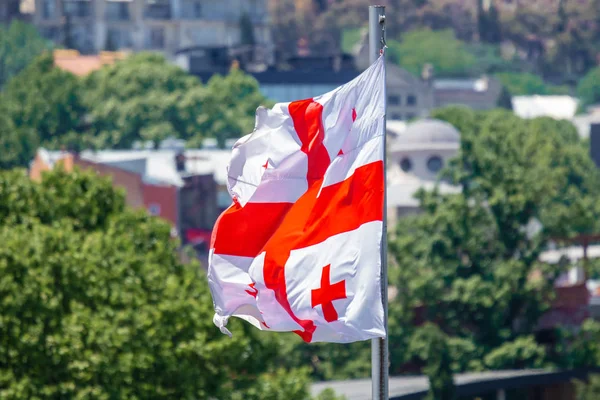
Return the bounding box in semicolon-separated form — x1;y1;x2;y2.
433;76;504;110
0;0;23;24
33;0;273;60
29;140;232;257
353;30;435;120
512;95;579;120
386;118;461;224
52;48;127;75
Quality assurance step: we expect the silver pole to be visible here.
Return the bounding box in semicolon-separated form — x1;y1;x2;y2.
369;5;388;400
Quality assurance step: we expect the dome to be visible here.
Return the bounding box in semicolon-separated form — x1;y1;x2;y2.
392;118;460;151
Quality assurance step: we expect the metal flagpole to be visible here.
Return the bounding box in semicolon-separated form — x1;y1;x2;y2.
369;5;388;400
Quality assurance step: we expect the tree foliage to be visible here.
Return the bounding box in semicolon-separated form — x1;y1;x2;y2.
411;324;456;400
575;374;600;400
497;72;570;96
82;53;204;149
387;107;600;383
0;168;321;399
0;21;51;89
0;110;37;170
1;54;86;149
0;51;270;168
193;66;273;148
387;29;477;78
577;67;600;109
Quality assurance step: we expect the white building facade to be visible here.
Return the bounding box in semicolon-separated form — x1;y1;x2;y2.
385;118;462;226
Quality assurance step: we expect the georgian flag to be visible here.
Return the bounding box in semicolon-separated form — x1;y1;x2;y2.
208;56;386;343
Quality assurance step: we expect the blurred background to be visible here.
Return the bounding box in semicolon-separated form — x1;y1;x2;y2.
3;1;600;399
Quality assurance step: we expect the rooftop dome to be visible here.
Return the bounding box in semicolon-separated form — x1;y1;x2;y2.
392;118;460;151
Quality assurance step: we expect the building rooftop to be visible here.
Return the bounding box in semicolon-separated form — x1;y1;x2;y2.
512;95;579;120
434;78;491;92
392;118;460;152
35;146;232;188
53;50;128;76
540;244;600;264
311;369;593;400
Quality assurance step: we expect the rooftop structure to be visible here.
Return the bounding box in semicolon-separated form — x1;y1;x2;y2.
512;95;579;120
311;369;593;400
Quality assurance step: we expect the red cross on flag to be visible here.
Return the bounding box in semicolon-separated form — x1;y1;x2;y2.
208;56;386;343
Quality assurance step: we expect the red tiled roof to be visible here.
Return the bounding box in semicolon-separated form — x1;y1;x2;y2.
53;50;128;76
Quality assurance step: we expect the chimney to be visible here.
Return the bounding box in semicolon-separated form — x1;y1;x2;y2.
175;152;186;173
590;123;600;168
421;63;434;85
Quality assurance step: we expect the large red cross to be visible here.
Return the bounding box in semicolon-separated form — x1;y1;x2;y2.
212;99;383;342
311;264;347;322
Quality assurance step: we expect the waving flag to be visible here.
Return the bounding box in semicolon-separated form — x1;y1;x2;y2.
208;56;386;343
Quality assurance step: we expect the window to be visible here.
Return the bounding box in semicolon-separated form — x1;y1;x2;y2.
390;113;402;120
407;94;417;106
388;95;400;105
148;203;161;216
106;28;132;50
427;156;443;173
400;158;412;172
106;2;130;20
144;0;171;19
181;0;202;19
42;0;57;19
63;1;91;18
40;27;60;41
194;2;202;17
217;189;231;209
148;27;165;49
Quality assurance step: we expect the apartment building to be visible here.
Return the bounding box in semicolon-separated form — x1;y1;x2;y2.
1;0;23;25
33;0;272;57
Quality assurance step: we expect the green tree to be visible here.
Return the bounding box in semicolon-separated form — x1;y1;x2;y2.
497;72;570;96
0;110;38;169
0;167;321;399
577;67;600;109
411;324;456;400
193;65;273;148
387;29;477;77
0;21;52;88
278;338;371;382
477;0;502;44
575;375;600;400
388;107;600;382
82;53;203;149
83;53;270;149
1;53;86;150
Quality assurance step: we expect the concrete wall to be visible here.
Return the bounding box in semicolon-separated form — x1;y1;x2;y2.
73;157;146;209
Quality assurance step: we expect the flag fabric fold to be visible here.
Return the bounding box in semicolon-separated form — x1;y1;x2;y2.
208;56;386;343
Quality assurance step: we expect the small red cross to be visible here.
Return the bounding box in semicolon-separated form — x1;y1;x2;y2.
311;264;347;322
262;159;269;169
